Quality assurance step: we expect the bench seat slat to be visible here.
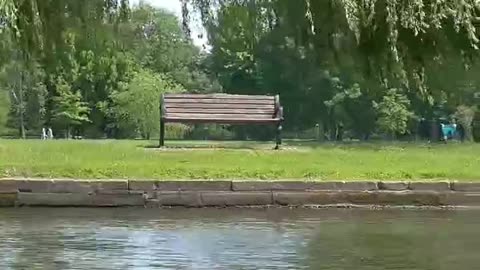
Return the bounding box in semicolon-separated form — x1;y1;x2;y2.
165;113;275;119
165;94;274;100
165;108;275;115
164;117;280;124
164;98;274;105
165;104;274;110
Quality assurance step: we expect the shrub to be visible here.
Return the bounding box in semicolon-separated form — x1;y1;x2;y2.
187;124;236;140
165;123;193;140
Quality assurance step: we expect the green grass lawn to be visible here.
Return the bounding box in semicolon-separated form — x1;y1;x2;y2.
0;139;479;181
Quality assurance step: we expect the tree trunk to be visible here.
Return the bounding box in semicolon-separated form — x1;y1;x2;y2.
19;71;26;139
459;118;474;142
66;126;71;139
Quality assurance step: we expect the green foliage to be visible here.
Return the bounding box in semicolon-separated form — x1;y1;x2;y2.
0;58;47;136
454;105;476;141
1;2;215;138
187;0;480;83
109;69;184;139
121;3;221;93
183;0;480;139
473;111;480;142
165;123;193;140
0;89;10;134
4;0;129;60
50;76;90;137
187;124;236;140
373;88;414;137
2;1;480;141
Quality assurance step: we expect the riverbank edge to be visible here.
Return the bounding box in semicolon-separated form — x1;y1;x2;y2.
2;179;480;207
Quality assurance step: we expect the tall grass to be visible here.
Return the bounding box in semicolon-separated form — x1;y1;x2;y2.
0;139;479;180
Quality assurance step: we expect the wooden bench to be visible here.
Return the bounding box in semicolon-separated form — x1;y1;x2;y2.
160;93;284;148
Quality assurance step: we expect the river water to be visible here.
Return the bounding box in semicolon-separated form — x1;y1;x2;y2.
1;208;479;270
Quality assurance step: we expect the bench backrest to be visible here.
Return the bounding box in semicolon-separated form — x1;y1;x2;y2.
161;93;282;124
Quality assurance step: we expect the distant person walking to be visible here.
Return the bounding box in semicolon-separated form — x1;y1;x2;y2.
47;128;54;139
41;128;47;140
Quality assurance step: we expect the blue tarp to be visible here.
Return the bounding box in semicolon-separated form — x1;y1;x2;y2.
441;123;456;139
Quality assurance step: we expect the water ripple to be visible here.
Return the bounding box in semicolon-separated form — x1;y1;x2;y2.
1;208;480;269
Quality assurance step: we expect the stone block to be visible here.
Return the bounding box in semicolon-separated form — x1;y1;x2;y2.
343;191;378;204
93;180;128;193
339;181;378;191
409;182;450;191
129;180;158;192
0;193;16;206
232;181;314;191
155;191;202;207
49;180;94;193
16;180;54;192
0;180;19;193
2;179;130;194
16;192;144;206
272;191;347;206
157;181;231;191
128;181;157;199
16;193;94;206
451;182;480;192
444;192;480;206
91;193;145;206
378;182;409;191
375;191;445;206
309;182;345;190
200;192;273;206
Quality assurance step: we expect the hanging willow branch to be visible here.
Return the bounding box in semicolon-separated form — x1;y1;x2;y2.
1;0;130;60
184;0;480;90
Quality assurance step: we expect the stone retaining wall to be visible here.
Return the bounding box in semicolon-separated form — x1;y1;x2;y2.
1;179;480;207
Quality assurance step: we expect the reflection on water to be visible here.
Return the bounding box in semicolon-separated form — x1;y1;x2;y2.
0;208;479;269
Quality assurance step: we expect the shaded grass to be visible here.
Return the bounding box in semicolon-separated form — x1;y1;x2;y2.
0;139;479;181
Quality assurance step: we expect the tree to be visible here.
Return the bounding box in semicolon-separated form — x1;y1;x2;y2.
122;3;220;93
454;105;477;141
0;0;129;60
3;0;480;140
185;0;480;87
50;76;90;138
182;0;480;138
373;88;414;138
1;57;47;138
109;69;184;139
1;2;216;138
0;87;9;135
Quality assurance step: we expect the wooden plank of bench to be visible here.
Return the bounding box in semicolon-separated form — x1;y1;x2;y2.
165;94;275;100
164;117;280;124
165;103;274;109
165;108;275;115
166;113;275;119
164;98;274;105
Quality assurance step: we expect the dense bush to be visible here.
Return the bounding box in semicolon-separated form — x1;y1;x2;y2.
186;124;236;141
165;123;193;140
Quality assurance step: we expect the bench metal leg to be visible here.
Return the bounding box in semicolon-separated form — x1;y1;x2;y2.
275;123;282;150
159;120;165;147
